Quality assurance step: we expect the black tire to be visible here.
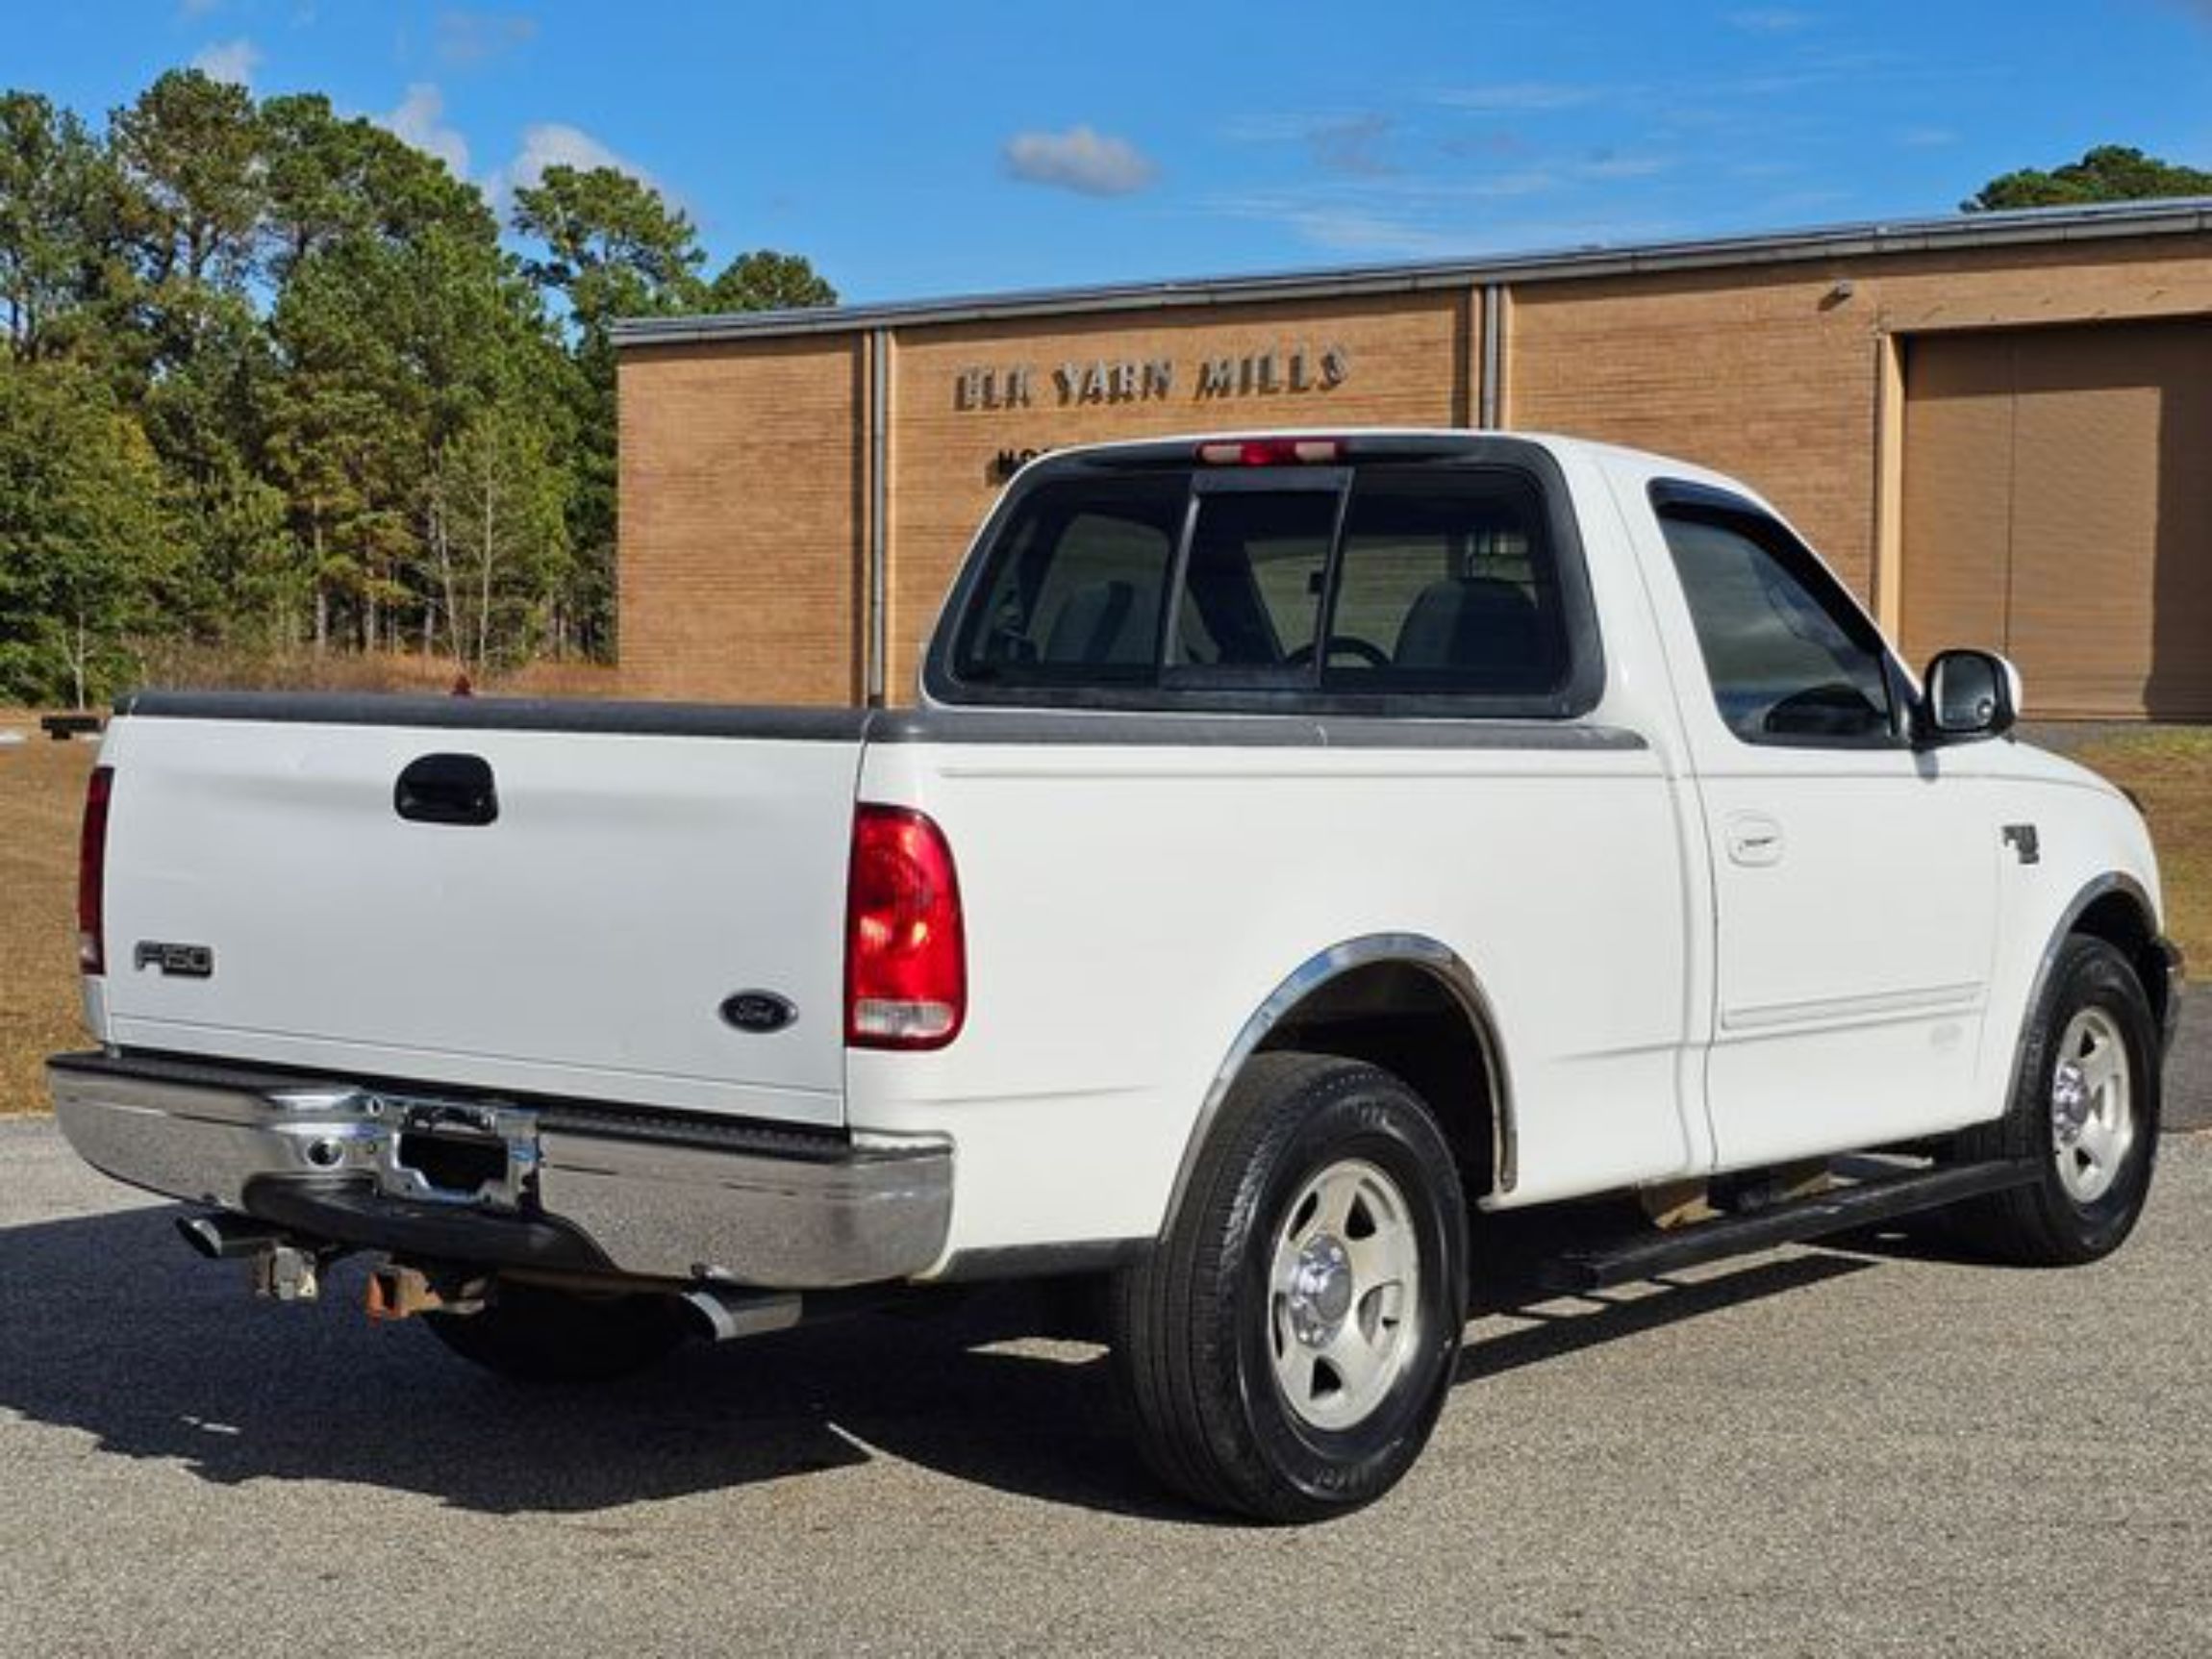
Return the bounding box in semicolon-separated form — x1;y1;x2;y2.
425;1279;693;1385
1110;1052;1469;1523
1948;936;2161;1265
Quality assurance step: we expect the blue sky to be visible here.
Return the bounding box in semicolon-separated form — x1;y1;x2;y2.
19;2;2212;301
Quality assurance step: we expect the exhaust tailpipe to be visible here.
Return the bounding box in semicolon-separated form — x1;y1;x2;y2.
176;1213;325;1301
681;1285;802;1343
176;1213;289;1261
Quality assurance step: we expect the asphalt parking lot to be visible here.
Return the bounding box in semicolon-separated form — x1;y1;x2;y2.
2;1011;2206;1659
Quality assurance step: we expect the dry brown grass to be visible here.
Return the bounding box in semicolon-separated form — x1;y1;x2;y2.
2069;728;2212;980
0;721;95;1114
489;657;625;699
132;644;626;700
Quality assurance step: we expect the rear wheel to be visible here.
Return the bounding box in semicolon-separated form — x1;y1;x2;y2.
1948;936;2160;1265
1110;1052;1469;1522
424;1279;693;1385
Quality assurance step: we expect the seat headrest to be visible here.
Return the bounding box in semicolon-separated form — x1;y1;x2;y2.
1043;579;1145;665
1393;577;1551;680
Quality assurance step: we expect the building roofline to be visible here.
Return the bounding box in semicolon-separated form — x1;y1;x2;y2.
610;197;2212;349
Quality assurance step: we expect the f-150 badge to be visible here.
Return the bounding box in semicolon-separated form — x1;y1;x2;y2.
134;941;214;979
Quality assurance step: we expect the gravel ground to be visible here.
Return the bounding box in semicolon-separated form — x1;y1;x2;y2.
2170;993;2208;1131
2;1108;2207;1659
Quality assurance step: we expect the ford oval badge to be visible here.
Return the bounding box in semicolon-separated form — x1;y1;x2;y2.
720;991;797;1034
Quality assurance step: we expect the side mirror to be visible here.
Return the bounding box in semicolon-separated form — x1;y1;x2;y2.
1922;648;2020;742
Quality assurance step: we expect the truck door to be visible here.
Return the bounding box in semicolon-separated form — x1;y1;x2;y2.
1641;482;2000;1170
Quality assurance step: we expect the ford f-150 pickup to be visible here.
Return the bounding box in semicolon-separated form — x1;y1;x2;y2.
51;431;2183;1521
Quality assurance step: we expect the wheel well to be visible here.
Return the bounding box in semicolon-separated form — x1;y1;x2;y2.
1257;961;1501;1200
2072;890;2173;1037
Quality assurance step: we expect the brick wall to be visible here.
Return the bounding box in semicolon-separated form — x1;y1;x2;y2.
1509;238;2212;599
616;233;2212;706
617;334;865;704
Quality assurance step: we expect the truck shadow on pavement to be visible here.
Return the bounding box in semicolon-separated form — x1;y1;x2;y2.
0;1199;1873;1521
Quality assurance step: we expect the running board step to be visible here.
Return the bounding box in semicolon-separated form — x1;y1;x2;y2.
1538;1160;2040;1295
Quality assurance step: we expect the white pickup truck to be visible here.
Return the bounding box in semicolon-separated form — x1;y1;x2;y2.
53;431;2182;1521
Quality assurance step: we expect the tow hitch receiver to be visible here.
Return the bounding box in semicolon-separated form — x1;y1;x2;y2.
365;1263;489;1322
251;1243;326;1302
176;1214;331;1302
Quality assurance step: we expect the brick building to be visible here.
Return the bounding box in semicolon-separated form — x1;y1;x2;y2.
613;199;2212;718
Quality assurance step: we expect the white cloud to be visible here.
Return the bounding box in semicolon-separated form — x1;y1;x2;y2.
190;37;263;87
436;9;538;67
1726;8;1816;32
1433;82;1599;114
381;83;470;178
1224;111;1396;177
377;95;656;199
506;122;652;190
1002;125;1157;196
1577;150;1676;180
1240;204;1470;259
1213;187;1680;259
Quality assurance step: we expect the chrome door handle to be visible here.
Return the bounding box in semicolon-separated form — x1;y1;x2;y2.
1725;813;1785;867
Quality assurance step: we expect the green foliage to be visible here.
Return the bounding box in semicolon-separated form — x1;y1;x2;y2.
261;93;495;281
0;361;171;704
0;70;837;692
708;249;837;313
1963;144;2212;213
109;69;262;291
515;163;708;336
0;92;123;364
514;163;714;660
428;402;573;676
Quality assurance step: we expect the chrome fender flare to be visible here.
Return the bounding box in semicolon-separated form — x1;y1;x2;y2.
2004;871;2165;1104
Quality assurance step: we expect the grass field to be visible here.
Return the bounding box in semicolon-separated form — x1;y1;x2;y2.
2061;727;2212;982
1;729;95;1116
1;716;2205;1116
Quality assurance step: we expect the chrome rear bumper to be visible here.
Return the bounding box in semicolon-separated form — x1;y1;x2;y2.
48;1052;952;1289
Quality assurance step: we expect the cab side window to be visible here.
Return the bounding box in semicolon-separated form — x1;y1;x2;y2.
1656;499;1897;746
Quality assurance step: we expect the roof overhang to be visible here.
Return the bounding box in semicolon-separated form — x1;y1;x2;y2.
610;197;2212;350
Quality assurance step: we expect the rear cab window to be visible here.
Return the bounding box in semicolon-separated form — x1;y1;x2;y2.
934;440;1600;718
958;473;1185;687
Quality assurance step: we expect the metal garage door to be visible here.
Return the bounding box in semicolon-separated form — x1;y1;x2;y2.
1901;319;2212;718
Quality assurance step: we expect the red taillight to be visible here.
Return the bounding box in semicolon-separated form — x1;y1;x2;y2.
1195;437;1343;466
77;765;113;975
845;804;966;1049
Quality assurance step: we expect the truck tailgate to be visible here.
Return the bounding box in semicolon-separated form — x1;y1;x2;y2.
94;699;864;1127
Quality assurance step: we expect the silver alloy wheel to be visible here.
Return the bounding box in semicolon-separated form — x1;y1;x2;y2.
2050;1006;2135;1205
1268;1158;1422;1431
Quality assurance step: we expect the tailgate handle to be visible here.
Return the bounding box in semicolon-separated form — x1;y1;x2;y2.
394;753;499;826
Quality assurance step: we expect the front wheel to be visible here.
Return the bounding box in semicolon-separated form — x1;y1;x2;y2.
1948;936;2161;1265
1110;1052;1469;1522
